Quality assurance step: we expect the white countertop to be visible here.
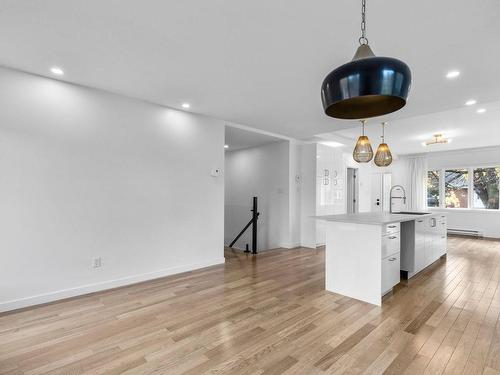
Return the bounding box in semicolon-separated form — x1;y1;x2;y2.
315;211;443;225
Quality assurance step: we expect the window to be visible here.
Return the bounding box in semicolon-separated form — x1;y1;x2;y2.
427;166;500;211
473;167;500;209
445;169;468;208
427;170;440;207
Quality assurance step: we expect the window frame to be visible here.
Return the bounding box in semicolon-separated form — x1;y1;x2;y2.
427;165;500;212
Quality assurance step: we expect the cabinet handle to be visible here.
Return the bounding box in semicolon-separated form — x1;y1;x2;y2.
388;225;396;228
417;220;423;222
442;236;446;238
389;236;397;239
389;257;397;261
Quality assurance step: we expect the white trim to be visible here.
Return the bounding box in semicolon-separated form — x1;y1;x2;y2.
404;145;500;158
0;257;225;313
224;121;298;142
429;207;500;214
281;242;301;249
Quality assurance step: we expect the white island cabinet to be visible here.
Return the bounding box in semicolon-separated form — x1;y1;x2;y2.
401;215;447;278
318;212;446;306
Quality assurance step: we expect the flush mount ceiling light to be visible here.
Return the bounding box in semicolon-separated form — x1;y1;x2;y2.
224;144;229;149
50;67;64;76
353;119;373;163
423;134;451;146
374;122;393;167
446;70;460;79
181;103;190;109
477;108;486;114
465;99;477;106
321;0;411;120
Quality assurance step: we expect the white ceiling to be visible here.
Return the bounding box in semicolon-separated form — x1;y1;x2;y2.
225;126;283;151
322;99;500;155
0;0;499;141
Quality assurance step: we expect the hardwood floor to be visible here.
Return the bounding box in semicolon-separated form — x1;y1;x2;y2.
1;236;500;374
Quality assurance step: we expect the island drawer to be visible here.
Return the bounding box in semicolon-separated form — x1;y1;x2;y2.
382;232;400;258
382;252;401;295
384;222;400;235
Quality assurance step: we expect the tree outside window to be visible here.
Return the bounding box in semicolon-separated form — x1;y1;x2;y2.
445;169;468;208
473;168;500;209
427;170;439;207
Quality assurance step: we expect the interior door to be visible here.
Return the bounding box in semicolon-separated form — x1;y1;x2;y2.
371;173;392;212
347;168;358;213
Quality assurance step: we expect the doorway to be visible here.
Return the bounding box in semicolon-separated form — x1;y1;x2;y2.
346;168;359;214
371;172;392;212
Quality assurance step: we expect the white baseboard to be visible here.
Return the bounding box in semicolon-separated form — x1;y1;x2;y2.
280;242;301;249
0;257;225;313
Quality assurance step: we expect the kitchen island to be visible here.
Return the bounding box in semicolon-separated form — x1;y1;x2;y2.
317;212;447;306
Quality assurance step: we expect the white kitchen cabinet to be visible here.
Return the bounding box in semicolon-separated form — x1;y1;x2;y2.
401;213;447;278
382;232;400;258
382;252;400;295
381;223;401;296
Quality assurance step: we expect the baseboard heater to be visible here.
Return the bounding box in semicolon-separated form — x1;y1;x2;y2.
447;228;483;238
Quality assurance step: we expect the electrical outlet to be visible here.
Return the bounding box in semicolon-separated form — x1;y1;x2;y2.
92;257;102;268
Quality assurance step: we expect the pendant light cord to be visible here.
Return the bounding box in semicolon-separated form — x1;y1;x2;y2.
361;119;366;135
381;122;386;141
359;0;368;45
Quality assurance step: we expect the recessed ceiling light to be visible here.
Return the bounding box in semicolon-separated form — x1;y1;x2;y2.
182;103;190;109
446;70;460;79
50;67;64;76
465;99;477;106
477;108;486;114
224;144;229;149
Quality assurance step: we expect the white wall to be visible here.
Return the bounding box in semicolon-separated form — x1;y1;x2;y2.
224;141;290;250
316;145;347;245
288;141;302;248
425;147;500;238
0;67;225;312
299;144;317;249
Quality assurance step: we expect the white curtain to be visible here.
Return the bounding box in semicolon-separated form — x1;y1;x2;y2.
405;156;428;211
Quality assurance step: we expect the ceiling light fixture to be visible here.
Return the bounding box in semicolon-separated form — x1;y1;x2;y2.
477;108;486;114
224;144;229;149
353;120;373;163
374;122;393;167
424;134;451;146
465;99;477;106
182;103;190;109
50;67;64;76
446;70;460;79
321;0;411;119
321;141;344;148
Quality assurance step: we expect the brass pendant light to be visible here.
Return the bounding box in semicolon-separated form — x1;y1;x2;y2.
353;120;373;163
374;122;393;167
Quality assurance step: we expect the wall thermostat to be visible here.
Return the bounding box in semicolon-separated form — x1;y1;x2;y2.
211;168;223;177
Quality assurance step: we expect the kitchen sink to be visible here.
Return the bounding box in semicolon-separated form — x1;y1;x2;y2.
396;211;430;215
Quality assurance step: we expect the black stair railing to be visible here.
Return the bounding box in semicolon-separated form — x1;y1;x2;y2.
229;196;259;254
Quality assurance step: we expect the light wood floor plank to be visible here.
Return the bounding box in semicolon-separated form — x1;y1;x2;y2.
1;237;500;374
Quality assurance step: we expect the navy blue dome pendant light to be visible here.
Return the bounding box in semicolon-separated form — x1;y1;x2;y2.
321;0;412;119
